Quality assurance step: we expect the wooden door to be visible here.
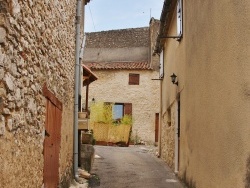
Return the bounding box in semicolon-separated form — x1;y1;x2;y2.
44;99;62;188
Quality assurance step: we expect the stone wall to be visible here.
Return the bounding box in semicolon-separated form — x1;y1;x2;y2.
160;102;176;170
0;0;78;187
85;70;160;144
149;18;160;71
83;22;160;145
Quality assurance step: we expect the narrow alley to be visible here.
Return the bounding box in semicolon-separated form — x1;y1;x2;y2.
89;146;185;188
1;0;249;187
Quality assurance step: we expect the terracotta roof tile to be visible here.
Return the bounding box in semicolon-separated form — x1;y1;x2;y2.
84;61;152;70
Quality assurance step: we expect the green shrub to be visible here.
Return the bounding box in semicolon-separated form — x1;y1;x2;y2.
90;102;133;126
120;115;133;125
90;102;113;124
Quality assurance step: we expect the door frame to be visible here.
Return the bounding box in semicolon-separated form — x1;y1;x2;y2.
155;113;159;144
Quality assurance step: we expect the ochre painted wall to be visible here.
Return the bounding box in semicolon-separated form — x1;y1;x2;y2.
160;1;250;188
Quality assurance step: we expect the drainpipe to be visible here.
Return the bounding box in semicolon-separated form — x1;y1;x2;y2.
158;79;163;157
73;0;82;178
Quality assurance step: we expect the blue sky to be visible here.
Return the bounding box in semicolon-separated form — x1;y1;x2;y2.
85;0;164;32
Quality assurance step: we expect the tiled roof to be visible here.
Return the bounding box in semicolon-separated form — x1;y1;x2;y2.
85;27;149;48
84;61;152;70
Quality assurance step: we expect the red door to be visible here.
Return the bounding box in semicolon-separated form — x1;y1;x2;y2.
44;99;62;188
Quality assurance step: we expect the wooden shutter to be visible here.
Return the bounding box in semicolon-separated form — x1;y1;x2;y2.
177;0;183;36
129;74;140;85
124;103;132;116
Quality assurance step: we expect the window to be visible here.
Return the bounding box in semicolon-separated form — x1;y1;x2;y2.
113;103;132;121
159;50;164;78
129;73;140;85
177;0;183;37
113;103;124;120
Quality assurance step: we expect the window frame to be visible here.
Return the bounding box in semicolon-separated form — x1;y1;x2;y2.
112;103;132;123
177;0;183;39
113;103;124;120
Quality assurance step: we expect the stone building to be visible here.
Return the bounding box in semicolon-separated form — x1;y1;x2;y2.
0;0;90;187
82;18;161;145
155;0;250;187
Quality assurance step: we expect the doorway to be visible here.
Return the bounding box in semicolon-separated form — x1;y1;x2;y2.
43;86;62;188
155;113;159;144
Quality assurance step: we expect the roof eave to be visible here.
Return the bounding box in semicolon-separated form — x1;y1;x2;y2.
154;0;177;55
82;64;98;86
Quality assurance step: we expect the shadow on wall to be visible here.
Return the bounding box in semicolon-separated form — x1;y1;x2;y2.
0;1;8;13
245;155;250;188
181;169;196;188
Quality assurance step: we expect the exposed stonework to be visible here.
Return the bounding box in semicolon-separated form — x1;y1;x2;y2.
0;115;5;135
0;0;82;187
0;27;6;43
87;70;160;144
160;104;176;170
149;18;160;71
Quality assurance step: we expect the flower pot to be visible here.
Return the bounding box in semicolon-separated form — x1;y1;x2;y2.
78;112;87;119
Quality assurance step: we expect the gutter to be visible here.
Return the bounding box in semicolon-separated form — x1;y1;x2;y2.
73;0;82;178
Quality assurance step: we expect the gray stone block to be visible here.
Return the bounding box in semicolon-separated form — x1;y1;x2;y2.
80;144;95;172
0;115;5;136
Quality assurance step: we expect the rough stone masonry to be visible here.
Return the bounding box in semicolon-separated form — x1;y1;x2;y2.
0;0;80;187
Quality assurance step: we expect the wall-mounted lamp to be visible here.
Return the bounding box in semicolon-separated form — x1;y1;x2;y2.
170;73;178;86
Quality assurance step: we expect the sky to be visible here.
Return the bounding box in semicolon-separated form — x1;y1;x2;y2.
85;0;165;32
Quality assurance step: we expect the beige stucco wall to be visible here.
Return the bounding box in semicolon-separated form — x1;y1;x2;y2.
160;1;250;188
0;0;84;187
85;70;160;144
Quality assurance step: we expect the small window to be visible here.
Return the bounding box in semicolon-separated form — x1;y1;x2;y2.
129;73;140;85
113;103;132;122
177;0;183;37
113;104;124;120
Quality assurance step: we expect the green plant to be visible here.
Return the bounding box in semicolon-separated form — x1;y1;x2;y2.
90;102;113;124
120;115;133;125
90;129;96;145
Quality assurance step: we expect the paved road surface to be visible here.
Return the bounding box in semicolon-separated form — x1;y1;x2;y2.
90;145;185;188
